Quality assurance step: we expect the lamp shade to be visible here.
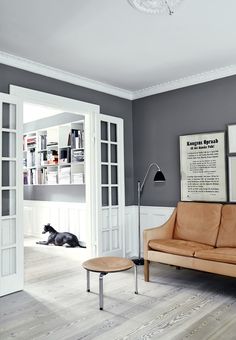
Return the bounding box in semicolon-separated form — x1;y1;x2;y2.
154;170;165;182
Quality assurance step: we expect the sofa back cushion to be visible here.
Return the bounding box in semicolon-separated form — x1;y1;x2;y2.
174;202;222;246
216;205;236;247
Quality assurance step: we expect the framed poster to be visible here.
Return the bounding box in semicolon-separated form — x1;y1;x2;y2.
228;124;236;154
228;156;236;202
180;131;227;202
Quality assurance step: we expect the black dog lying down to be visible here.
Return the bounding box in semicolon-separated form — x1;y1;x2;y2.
36;223;86;248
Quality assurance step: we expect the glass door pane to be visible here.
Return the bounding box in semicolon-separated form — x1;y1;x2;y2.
2;161;16;187
2;132;16;158
2;190;16;216
2;103;16;130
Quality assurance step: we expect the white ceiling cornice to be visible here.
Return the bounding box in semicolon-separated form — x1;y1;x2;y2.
132;64;236;100
0;51;133;100
0;51;236;101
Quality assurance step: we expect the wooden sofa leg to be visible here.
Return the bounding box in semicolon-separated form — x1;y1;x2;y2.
144;260;150;282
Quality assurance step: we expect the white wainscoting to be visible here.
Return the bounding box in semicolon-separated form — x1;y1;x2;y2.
24;200;87;242
125;205;175;257
24;201;174;257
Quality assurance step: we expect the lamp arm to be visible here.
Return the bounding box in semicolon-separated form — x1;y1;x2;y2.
140;162;160;193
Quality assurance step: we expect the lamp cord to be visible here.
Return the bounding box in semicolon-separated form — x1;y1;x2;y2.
164;0;174;15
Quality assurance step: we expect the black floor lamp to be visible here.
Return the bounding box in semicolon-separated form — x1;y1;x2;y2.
133;163;166;266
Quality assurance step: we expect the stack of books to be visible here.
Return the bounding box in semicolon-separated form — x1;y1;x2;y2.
59;167;71;184
72;172;84;184
27;136;36;148
47;168;58;185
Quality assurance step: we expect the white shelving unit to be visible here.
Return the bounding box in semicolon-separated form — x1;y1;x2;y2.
23;120;85;186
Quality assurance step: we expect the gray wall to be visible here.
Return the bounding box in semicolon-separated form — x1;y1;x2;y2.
133;76;236;207
0;63;134;205
2;63;236;207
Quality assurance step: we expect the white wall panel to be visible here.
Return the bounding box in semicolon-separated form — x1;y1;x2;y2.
24;201;87;242
125;205;175;257
24;202;174;257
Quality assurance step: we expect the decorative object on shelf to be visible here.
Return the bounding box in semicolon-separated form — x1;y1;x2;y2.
179;131;227;202
133;162;165;266
127;0;183;15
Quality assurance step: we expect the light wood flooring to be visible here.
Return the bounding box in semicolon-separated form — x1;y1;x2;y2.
1;237;236;339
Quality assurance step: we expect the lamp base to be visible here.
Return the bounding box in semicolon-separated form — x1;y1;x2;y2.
132;257;144;266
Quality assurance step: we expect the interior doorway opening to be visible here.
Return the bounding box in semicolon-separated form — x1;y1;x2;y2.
22;101;91;261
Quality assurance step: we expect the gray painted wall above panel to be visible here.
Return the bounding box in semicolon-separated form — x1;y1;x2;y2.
133;75;236;207
0;63;134;205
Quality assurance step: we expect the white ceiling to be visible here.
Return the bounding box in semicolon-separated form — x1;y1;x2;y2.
0;0;236;98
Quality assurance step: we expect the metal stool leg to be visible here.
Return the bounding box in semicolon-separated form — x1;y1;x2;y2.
99;272;106;310
134;265;138;294
86;270;90;292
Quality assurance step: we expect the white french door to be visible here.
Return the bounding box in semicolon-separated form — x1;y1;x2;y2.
95;114;125;257
0;93;23;297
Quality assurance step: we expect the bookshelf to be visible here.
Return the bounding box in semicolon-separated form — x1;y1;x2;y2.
23;120;85;185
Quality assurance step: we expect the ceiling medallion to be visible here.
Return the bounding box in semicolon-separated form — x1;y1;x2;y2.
128;0;183;15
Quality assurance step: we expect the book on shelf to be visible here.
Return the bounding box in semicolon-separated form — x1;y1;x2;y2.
27;149;36;167
23;171;28;185
38;134;47;150
39;151;48;166
37;168;47;185
71;129;84;149
26;169;37;185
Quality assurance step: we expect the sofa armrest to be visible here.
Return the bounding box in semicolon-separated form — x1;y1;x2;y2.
143;208;177;259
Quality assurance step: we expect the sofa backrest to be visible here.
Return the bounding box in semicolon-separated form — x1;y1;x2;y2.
174;202;222;246
216;205;236;247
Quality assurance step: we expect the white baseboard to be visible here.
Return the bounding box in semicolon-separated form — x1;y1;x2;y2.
125;205;175;257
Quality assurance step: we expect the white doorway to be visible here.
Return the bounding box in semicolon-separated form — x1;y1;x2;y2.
0;86;125;297
11;85;99;253
22;103;89;258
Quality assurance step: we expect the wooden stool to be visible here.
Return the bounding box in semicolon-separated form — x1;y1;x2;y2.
82;256;138;310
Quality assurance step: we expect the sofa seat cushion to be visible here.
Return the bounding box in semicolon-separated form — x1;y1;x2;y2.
174;202;222;246
195;248;236;264
148;239;213;257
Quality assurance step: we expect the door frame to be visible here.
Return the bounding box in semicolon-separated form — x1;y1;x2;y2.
95;114;125;257
10;85;100;258
0;93;23;296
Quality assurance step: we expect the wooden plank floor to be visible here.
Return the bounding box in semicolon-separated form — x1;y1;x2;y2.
1;237;236;339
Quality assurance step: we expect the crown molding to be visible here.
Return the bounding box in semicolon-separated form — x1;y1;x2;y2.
0;51;133;100
132;64;236;100
0;51;236;101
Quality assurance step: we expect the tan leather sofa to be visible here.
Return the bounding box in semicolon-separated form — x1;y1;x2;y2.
144;202;236;281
